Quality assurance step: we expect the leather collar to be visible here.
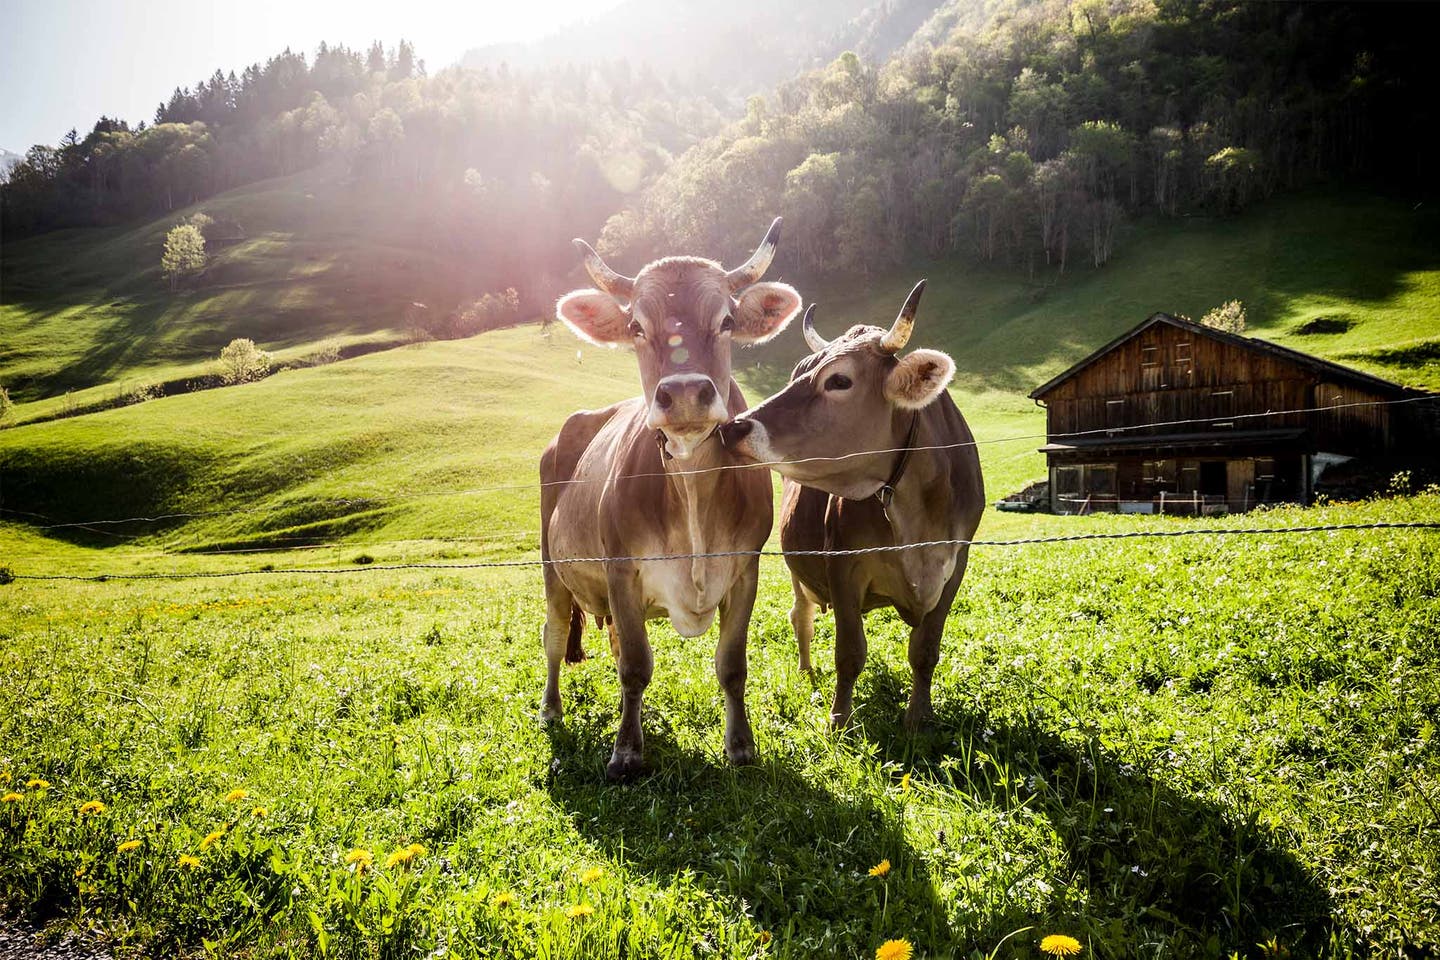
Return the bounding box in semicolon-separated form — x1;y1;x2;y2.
874;413;920;512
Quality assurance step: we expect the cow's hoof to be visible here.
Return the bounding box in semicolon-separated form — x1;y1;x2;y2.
726;741;757;766
605;749;645;782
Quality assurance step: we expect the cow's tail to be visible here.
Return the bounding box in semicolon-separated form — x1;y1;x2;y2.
564;603;587;663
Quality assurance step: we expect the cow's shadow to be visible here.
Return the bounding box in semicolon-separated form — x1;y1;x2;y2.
543;714;979;953
848;660;1348;956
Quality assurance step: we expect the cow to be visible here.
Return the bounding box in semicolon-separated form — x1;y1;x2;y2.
717;280;984;731
539;220;802;780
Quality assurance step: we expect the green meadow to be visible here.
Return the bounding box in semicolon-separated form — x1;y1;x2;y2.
2;498;1438;959
3;175;1440;957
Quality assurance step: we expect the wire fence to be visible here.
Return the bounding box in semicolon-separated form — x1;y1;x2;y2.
3;392;1438;584
8;522;1439;583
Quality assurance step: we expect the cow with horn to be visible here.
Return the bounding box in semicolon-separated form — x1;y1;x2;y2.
718;280;984;730
540;220;802;780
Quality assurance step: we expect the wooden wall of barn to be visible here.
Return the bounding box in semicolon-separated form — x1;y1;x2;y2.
1039;321;1396;455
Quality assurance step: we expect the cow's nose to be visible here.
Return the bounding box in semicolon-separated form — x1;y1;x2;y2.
719;418;754;448
652;374;722;423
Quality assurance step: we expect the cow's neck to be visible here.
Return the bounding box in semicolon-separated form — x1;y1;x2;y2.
882;414;958;595
661;431;734;537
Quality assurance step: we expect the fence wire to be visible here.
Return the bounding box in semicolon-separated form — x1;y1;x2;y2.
8;521;1438;583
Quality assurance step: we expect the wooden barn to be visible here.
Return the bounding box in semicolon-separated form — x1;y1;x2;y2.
1029;313;1437;514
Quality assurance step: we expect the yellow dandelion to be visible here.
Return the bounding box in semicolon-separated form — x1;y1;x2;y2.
869;859;892;878
26;779;50;791
384;842;426;869
758;930;772;945
875;939;913;960
117;839;142;854
78;800;107;816
200;828;225;850
345;848;374;875
565;903;595;919
177;854;201;870
1040;934;1083;957
0;771;9;784
74;865;87;879
492;891;516;909
224;788;248;803
251;806;268;819
899;772;911;794
2;792;23;803
580;866;604;884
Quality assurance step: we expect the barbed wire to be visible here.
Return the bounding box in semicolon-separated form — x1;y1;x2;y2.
8;521;1438;583
4;393;1434;534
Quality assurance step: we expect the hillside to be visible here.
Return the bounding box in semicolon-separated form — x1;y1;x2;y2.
2;168;1438;568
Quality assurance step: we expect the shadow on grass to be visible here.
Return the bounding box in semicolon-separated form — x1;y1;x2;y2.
543;716;972;955
852;660;1349;957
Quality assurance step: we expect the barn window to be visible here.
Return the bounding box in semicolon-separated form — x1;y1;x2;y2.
1140;343;1162;389
1143;459;1175;487
1172;340;1193;385
1106;398;1126;428
1255;457;1276;480
1210;389;1234;428
1089;464;1117;496
1055;466;1081;496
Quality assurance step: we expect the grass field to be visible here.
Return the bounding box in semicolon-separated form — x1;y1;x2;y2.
3;178;1440;957
2;496;1438;959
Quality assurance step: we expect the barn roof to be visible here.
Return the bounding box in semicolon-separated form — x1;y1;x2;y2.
1028;312;1424;400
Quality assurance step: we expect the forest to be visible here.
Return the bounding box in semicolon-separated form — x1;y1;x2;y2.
2;0;1434;301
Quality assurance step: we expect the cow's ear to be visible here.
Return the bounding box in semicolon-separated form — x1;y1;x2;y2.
556;289;630;346
884;348;954;409
732;282;801;344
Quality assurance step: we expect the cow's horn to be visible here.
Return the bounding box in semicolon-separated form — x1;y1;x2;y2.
801;304;829;352
573;239;634;299
726;217;782;291
879;279;926;354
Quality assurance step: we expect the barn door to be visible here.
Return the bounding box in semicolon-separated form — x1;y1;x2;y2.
1227;459;1255;510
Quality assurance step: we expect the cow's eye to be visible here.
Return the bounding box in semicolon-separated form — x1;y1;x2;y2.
824;373;852;391
720;314;735;333
627;318;645;340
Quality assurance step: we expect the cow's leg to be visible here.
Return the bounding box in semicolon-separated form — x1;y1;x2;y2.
830;596;867;730
905;557;966;731
540;575;575;722
606;566;653;781
788;571;818;674
717;559;759;765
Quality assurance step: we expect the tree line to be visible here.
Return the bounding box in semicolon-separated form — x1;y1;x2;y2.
1;39;729;306
602;0;1433;278
2;0;1433;296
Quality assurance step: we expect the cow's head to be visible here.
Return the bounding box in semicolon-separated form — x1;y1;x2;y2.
719;281;954;500
556;220;801;459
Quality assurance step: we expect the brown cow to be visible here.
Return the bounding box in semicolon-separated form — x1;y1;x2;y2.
718;281;984;730
540;221;801;780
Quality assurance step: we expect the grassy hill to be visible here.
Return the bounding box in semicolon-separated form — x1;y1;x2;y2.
0;165;478;410
2;174;1439;564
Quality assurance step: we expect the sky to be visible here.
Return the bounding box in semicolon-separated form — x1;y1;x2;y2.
0;0;625;153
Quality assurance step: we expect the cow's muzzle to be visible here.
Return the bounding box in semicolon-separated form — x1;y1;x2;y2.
648;374;728;459
717;416;769;462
